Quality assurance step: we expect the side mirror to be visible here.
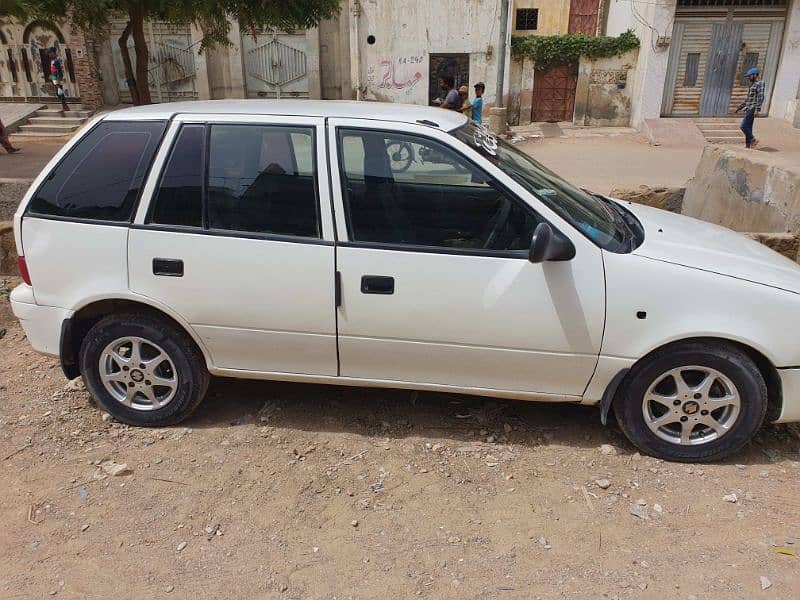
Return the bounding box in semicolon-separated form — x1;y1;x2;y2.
529;222;576;263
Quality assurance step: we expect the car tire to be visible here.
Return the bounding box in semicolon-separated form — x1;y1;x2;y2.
79;312;209;427
614;341;767;462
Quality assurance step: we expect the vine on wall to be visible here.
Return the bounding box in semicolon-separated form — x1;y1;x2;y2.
511;30;640;71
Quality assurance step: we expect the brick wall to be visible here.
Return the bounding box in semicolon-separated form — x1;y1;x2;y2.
68;21;104;111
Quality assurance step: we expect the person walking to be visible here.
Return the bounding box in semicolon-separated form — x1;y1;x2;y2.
735;67;764;149
0;118;21;154
49;48;70;111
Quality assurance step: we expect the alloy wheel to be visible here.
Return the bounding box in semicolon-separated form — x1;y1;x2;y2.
98;336;178;411
641;366;741;446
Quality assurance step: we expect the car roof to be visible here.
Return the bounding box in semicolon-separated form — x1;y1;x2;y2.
103;100;468;131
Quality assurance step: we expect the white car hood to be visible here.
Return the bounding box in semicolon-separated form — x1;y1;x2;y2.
616;200;800;295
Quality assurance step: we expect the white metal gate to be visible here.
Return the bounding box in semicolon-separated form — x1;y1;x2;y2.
0;21;80;102
662;1;787;116
110;20;198;104
242;29;309;99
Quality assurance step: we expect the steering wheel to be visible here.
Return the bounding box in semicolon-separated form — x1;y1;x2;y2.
482;200;512;249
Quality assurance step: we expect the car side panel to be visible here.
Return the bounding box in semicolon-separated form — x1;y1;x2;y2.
21;218;131;310
602;252;800;368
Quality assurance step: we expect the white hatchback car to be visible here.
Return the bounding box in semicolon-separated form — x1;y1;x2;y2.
10;101;800;462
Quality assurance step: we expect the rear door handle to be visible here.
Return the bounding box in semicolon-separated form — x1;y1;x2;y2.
361;275;394;295
153;258;184;277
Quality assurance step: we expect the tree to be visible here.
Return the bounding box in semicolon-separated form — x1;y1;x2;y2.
2;0;342;105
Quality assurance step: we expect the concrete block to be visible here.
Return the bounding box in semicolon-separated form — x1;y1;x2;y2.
0;221;18;276
489;107;509;135
683;145;800;235
641;118;705;146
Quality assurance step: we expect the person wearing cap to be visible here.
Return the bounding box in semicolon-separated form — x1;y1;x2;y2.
735;67;765;149
458;85;473;120
472;82;485;124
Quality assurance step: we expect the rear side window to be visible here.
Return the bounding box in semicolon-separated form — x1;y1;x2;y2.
27;120;166;222
149;123;320;238
206;124;319;237
150;125;204;228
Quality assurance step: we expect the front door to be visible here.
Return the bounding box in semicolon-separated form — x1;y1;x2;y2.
700;20;743;116
328;120;606;397
242;29;309;99
531;64;578;123
663;2;787;117
129;114;337;375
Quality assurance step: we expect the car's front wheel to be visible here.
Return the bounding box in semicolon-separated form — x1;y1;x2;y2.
615;341;768;462
79;312;209;427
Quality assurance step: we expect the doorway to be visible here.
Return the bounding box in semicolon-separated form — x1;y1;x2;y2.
428;53;469;106
662;1;787;117
531;64;578;122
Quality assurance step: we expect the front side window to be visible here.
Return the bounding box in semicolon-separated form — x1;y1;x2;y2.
451;122;640;253
149;123;320;238
338;129;540;252
28;120;166;221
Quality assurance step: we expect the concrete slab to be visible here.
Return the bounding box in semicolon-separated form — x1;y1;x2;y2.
642;118;705;147
0;103;46;132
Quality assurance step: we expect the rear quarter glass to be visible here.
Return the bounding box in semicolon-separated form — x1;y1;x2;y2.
26;120;167;222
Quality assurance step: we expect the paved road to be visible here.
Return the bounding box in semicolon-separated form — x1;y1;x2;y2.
0;139;64;180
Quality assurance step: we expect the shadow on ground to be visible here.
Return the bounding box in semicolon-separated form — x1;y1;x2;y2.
183;376;795;466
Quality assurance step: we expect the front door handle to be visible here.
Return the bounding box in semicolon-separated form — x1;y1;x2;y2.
153;258;184;277
361;275;394;295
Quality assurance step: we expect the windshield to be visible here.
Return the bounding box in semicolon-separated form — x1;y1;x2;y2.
451;123;637;253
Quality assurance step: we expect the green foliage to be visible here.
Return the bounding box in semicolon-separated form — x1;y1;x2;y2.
511;30;640;71
2;0;342;104
1;1;343;47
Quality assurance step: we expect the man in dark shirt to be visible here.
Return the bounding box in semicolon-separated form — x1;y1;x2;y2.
735;68;765;149
438;76;461;110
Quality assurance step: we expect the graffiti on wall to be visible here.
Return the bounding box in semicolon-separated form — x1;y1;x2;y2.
367;55;425;96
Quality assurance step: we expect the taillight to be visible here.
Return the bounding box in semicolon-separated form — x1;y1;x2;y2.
17;256;32;286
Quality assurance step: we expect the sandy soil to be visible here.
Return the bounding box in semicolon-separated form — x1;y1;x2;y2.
1;279;799;599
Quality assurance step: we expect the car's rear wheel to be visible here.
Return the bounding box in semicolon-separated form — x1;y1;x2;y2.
615;341;767;462
80;312;209;426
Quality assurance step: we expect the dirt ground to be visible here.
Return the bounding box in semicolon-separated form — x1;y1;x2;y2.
1;277;800;599
520;136;704;196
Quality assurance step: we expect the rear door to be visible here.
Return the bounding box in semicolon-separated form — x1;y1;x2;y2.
129;114;338;376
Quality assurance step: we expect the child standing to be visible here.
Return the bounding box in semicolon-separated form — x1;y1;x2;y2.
472;82;485;124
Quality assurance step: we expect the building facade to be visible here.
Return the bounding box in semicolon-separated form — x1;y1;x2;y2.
605;0;800;128
10;1;790;131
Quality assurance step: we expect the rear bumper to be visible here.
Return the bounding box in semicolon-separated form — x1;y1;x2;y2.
10;284;72;357
776;368;800;423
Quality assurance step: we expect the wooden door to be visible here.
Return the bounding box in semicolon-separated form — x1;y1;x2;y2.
568;0;600;35
531;64;578;122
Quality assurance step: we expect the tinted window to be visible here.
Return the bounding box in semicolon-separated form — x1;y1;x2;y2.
28;120;166;221
150;125;204;227
206;124;319;238
338;129;540;251
451;122;636;253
